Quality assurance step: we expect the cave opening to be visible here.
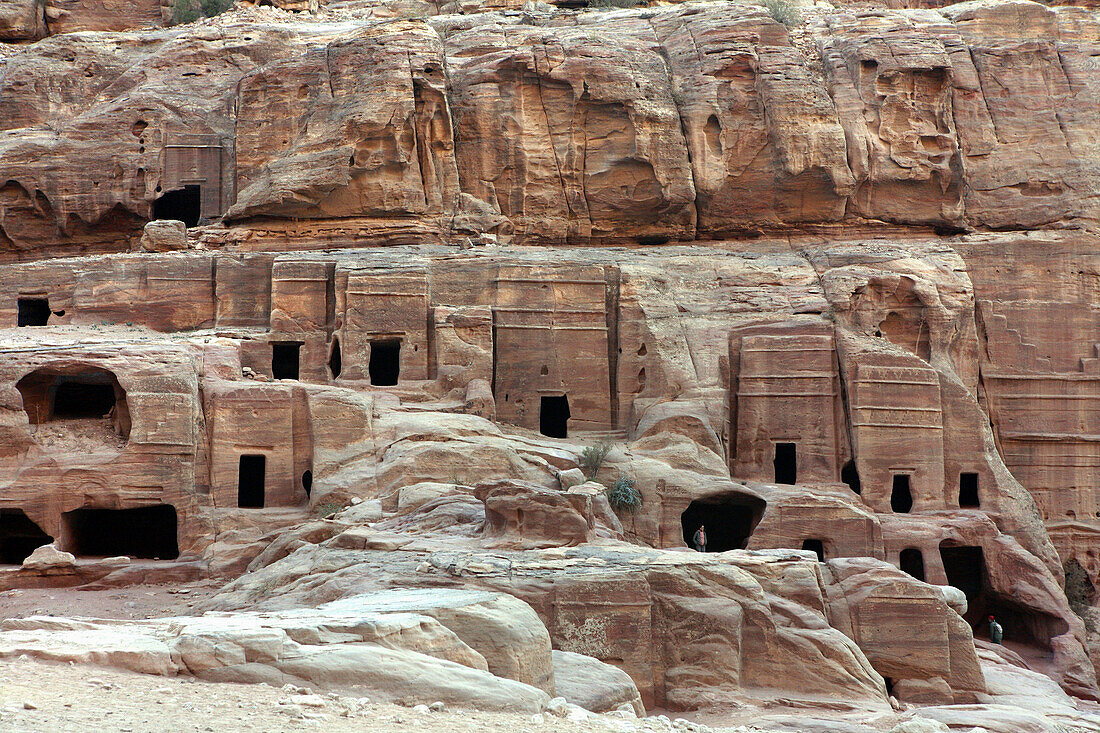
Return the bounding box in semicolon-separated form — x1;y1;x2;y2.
773;442;797;484
0;509;53;565
238;454;266;508
302;470;313;498
680;492;766;552
271;341;302;380
900;548;926;581
328;337;342;379
16;367;130;438
802;539;825;562
842;460;862;494
17;297;51;327
891;474;913;513
937;542;1062;646
63;505;178;560
153;185;201;227
539;395;570;439
53;380;116;419
959;473;980;508
369;339;401;386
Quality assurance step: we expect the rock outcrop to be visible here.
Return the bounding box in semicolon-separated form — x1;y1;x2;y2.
2;0;1100;726
1;1;1098;257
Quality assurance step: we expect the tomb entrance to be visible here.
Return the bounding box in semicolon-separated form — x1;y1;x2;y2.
153;184;201;227
62;506;178;560
16;366;131;444
0;509;53;565
900;548;925;581
238;454;266;508
959;473;980;508
891;474;914;513
773;442;797;484
271;341;302;380
539;395;570;438
369;339;401;386
802;539;826;561
681;492;766;552
17;297;51;326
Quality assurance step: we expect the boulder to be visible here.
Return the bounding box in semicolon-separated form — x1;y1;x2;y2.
476;480;595;548
138;220;188;252
21;544;76;572
557;468;586;490
552;650;645;716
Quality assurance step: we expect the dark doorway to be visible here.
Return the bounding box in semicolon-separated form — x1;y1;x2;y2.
941;541;1063;646
17;298;50;327
842;460;862;495
53;379;116;419
63;505;178;559
302;470;313;498
891;474;913;513
369;340;401;386
773;443;797;484
941;544;985;601
0;509;53;565
539;395;570;438
802;539;825;562
959;473;980;508
328;338;342;379
238;454;266;508
271;342;301;380
153;185;201;227
680;493;767;552
900;548;925;581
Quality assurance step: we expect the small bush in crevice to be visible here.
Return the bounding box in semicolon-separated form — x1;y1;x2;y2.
201;0;234;16
580;441;613;478
606;476;643;513
171;0;234;25
314;501;343;519
760;0;801;28
171;0;200;25
1065;559;1096;629
587;0;646;9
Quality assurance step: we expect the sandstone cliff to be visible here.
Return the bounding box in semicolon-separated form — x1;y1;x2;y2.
2;0;1100;728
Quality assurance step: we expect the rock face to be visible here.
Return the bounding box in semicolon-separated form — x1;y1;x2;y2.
1;1;1098;256
2;0;1100;725
0;590;553;712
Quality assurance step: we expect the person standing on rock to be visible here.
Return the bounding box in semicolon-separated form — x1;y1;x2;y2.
693;524;707;553
988;615;1003;644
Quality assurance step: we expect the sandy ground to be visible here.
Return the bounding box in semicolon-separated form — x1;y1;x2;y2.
0;582;722;732
0;580;222;621
0;656;672;733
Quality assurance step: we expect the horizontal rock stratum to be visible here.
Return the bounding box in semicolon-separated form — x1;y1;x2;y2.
1;0;1098;259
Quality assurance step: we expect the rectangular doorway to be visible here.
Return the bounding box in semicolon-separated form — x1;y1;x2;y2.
238;454;266;508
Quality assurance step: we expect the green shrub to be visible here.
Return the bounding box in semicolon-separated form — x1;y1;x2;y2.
171;0;233;24
1065;559;1095;619
760;0;801;28
587;0;646;9
579;441;613;478
606;476;643;513
314;501;343;519
170;0;200;25
200;0;234;16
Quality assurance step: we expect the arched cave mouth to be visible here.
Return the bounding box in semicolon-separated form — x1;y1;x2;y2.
900;547;926;581
16;366;131;452
681;492;767;552
939;542;1067;649
0;509;53;565
63;505;179;560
